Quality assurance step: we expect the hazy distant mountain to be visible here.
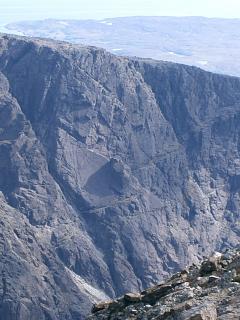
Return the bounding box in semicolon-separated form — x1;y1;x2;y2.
4;16;240;76
1;34;240;319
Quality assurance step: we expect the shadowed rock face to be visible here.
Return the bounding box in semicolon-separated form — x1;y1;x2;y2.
0;34;240;319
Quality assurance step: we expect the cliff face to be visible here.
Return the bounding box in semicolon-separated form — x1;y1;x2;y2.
0;34;240;319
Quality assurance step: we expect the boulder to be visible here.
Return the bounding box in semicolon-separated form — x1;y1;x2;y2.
181;304;217;320
124;293;142;303
142;284;172;303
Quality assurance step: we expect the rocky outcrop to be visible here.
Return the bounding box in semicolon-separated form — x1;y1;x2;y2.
0;34;240;319
89;249;240;319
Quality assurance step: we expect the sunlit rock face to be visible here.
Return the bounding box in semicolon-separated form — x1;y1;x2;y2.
0;34;240;319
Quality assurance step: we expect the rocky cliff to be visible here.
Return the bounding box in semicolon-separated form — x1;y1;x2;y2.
89;248;240;319
0;34;240;319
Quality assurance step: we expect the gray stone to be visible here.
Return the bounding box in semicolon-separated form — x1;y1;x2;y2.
1;34;240;319
88;249;240;319
182;304;217;320
208;276;221;283
124;293;142;303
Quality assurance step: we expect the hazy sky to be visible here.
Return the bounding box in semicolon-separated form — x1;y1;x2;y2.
1;0;240;24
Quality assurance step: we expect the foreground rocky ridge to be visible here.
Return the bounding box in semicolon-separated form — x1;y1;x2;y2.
89;248;240;319
0;34;240;319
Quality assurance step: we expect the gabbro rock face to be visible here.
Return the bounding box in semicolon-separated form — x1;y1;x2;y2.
0;34;240;319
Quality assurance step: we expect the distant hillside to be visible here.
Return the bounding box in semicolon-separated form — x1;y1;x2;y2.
4;16;240;76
